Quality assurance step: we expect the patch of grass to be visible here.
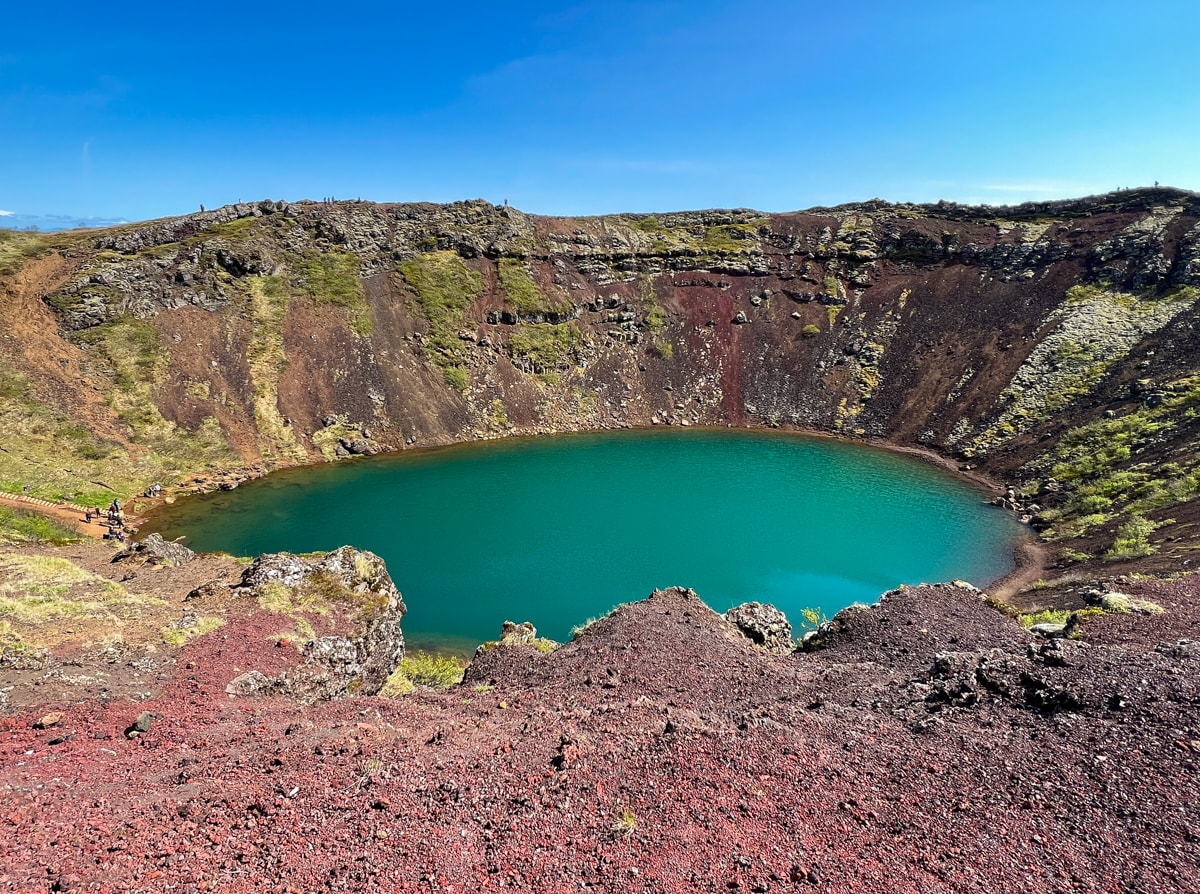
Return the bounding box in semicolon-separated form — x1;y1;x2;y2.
243;276;307;464
398;251;482;386
633;216;661;232
0;553;147;623
612;808;638;836
0;506;79;545
0;230;59;277
1105;515;1166;560
160;615;224;646
256;580;331;617
379;666;415;697
300;252;372;334
383;651;465;692
650;339;674;360
498;258;566;316
799;607;828;632
311;420;369;461
1018;607;1104;629
206;216;260;240
444;365;469;392
701;224;760;253
802;323;821;338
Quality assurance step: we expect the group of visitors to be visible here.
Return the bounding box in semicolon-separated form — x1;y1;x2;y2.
85;498;128;544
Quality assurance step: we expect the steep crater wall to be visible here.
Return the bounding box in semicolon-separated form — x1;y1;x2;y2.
3;187;1200;582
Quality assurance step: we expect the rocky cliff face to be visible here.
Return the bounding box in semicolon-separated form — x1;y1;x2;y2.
2;187;1200;579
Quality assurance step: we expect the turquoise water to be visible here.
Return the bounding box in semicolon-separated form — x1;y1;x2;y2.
145;429;1026;652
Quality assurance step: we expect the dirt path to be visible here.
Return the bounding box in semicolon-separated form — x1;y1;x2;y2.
0;491;106;538
986;536;1049;601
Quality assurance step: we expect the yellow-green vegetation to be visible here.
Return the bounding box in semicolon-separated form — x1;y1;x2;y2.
509;322;582;384
381;651;465;694
621;215;765;258
0;618;41;661
300;251;372;334
1030;375;1200;540
701;223;762;253
160;615;224;646
612;808;638;836
971;285;1198;454
802;323;821;338
1105;515;1169;560
1018;607;1104;630
0;505;79;545
398;250;482;389
0;553;153;623
243;276;308;464
0;229;77;277
201;216;262;243
311;419;368;460
799;606;828;632
487;398;510;430
256;579;332;617
651;339;674;360
498;258;567;316
638;276;667;332
12;316;233;504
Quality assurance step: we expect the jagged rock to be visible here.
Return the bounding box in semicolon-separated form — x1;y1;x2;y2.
338;437;379;456
725;602;794;654
499;621;539;645
1029;612;1080;639
233;547;407;701
472;620;559;661
112;533;195;568
124;711;155;738
226;670;277;697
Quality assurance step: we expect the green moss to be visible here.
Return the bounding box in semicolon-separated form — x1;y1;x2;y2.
701;223;761;253
0;230;75;277
300;252;372;334
1018;607;1104;629
1034;375;1200;538
509;323;582;381
399;251;482;384
498;258;566;316
444;365;469;392
802;323;821;338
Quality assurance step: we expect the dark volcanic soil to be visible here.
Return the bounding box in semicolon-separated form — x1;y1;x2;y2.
3;576;1199;893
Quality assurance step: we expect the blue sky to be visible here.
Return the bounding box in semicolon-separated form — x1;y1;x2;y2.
2;0;1197;225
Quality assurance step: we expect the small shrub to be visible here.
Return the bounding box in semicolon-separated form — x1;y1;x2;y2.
444;365;469;392
1105;515;1165;560
400;651;465;689
612;808;638;836
799;607;828;631
651;339;674;360
802;324;821;338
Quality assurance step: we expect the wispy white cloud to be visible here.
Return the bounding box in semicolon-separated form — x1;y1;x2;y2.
0;210;13;216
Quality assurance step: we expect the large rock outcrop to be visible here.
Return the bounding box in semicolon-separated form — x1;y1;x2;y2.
226;546;406;701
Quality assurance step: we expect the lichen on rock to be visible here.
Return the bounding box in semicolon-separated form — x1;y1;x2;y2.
228;546;406;701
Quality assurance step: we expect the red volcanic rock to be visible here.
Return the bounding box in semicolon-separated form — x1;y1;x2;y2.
2;580;1199;891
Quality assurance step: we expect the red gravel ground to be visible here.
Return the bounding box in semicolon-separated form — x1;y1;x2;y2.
3;580;1200;893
